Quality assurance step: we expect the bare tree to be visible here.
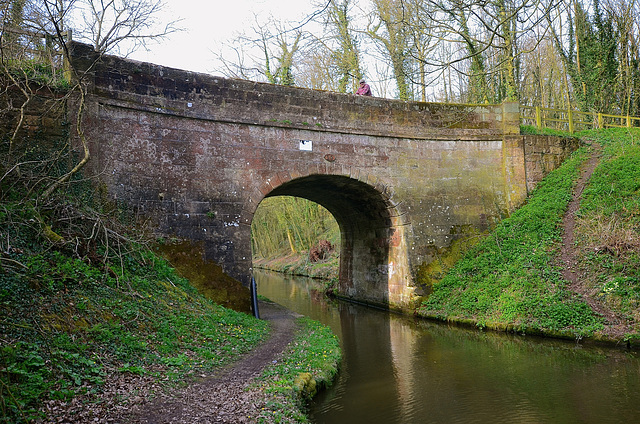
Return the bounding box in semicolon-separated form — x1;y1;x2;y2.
218;15;305;86
367;0;414;100
518;35;569;109
322;0;363;93
72;0;180;55
405;0;439;101
604;0;640;116
212;0;563;104
1;0;180;201
296;44;338;90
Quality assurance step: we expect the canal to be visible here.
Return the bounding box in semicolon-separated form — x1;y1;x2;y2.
255;269;640;424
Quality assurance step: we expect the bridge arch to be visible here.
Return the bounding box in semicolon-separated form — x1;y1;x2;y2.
253;174;415;309
67;44;581;309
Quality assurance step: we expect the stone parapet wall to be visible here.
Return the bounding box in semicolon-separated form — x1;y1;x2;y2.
69;42;518;142
521;135;582;192
0;85;68;144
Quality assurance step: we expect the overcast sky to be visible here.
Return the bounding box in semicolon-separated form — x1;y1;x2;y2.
128;0;317;75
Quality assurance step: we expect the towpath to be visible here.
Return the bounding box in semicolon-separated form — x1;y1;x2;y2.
120;301;300;423
559;141;633;341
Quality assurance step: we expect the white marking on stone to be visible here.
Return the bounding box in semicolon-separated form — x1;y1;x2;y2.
299;140;312;151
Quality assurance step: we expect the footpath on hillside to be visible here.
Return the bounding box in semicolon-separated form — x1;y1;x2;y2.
118;301;300;424
559;141;633;341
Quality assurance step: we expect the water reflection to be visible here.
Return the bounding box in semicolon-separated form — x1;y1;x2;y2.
254;269;640;424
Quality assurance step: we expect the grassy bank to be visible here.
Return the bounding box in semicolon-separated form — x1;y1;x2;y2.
418;128;640;343
0;196;269;422
251;316;341;423
0;164;341;422
253;253;339;281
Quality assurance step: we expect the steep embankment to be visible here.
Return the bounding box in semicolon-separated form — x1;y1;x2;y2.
0;179;340;423
0;195;266;422
418;128;640;345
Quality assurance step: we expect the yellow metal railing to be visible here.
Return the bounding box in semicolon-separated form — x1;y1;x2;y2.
521;105;640;133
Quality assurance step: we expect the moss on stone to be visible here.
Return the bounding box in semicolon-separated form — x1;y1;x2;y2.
154;240;251;313
415;225;489;297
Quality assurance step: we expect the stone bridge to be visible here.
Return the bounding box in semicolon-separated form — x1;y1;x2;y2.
69;42;580;311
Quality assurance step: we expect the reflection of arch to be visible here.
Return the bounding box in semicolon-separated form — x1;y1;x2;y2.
252;174;411;308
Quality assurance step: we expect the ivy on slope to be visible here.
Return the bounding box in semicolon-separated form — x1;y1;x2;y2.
579;129;640;217
418;146;604;337
0;199;269;423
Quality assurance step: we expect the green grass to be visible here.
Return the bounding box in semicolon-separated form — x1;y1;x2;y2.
419;128;640;340
572;128;640;336
418;137;605;337
6;59;70;89
251;317;341;423
0;197;269;423
520;124;573;137
578;129;640;217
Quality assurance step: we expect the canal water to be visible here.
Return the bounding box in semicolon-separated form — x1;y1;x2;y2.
254;269;640;424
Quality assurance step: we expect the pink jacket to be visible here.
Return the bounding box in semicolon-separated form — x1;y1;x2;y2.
356;83;372;96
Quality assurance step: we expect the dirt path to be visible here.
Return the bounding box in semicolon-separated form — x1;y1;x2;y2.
122;301;300;424
559;141;631;340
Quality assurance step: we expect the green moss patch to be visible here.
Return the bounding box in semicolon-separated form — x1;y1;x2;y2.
154;239;251;313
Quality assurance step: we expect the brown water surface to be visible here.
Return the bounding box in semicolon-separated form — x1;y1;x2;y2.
255;269;640;424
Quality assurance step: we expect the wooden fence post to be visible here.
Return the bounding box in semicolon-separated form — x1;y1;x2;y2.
627;115;631;128
62;30;73;83
598;113;603;129
535;106;542;129
568;108;574;133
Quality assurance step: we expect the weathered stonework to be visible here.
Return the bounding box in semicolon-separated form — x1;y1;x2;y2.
65;42;582;311
520;135;582;192
0;85;68;145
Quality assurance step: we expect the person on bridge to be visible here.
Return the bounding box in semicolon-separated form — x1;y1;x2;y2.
355;78;372;96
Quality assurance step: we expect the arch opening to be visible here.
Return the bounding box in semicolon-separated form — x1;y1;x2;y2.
251;195;341;279
254;174;400;308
